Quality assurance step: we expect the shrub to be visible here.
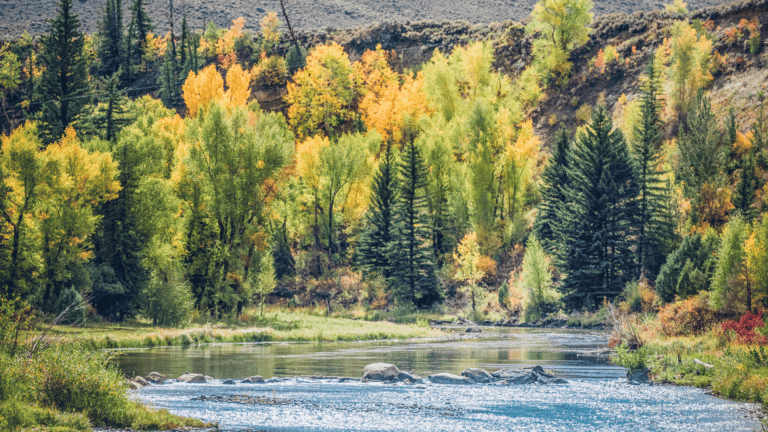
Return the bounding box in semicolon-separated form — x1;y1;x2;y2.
720;311;768;345
286;44;308;72
254;53;288;86
620;278;657;313
613;343;651;374
141;270;193;327
658;292;719;336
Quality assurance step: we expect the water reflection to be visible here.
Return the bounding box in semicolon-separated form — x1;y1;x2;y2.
116;328;618;380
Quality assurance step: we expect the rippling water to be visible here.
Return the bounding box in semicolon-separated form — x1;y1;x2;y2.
120;328;761;431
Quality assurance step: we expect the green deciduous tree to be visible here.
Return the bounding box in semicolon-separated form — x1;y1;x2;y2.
710;215;763;314
519;235;555;322
558;106;639;308
36;0;90;145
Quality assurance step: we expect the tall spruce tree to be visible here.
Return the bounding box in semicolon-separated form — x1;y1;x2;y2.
158;38;180;108
90;143;147;321
732;155;757;220
558;106;639;308
389;140;442;307
36;0;90;145
92;72;132;141
358;142;398;276
97;0;124;77
179;13;190;76
125;0;153;78
534;126;571;256
632;60;674;279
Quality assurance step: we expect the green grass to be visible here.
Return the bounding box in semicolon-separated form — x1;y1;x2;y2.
0;346;209;431
37;308;444;350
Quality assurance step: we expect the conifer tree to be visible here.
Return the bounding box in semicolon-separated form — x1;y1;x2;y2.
36;0;90;145
358;142;398;276
179;13;190;76
158;38;180;108
558;106;639;308
534;126;571;256
97;0;124;77
632;60;674;279
92;72;132;141
732;155;757;220
125;0;153;78
389;139;442;308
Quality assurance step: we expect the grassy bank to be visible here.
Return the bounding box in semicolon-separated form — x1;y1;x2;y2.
0;346;210;431
39;308;445;350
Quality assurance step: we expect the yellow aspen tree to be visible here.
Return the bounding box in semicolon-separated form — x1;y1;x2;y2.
182;64;225;117
225;63;252;107
295;135;330;251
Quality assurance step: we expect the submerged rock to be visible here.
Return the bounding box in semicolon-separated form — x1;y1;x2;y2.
362;363;400;381
242;375;265;384
461;368;493;383
397;371;423;383
491;366;567;385
628;368;651;385
177;373;206;383
465;327;482;333
222;379;236;385
428;373;474;385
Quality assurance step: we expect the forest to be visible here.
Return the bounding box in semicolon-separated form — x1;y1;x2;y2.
0;0;766;330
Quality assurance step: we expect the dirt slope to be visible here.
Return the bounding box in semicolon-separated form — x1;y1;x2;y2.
0;0;731;40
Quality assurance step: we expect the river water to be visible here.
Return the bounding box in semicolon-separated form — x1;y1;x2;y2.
117;327;762;431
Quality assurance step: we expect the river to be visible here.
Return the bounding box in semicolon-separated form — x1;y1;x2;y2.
117;327;762;431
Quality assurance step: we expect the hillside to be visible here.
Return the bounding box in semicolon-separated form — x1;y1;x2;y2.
0;0;736;40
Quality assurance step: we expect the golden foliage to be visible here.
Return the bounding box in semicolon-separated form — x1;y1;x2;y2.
295;135;330;191
217;17;245;68
225;63;252;107
733;131;754;156
182;65;225;118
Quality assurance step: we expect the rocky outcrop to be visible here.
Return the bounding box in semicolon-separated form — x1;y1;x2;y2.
362;363;401;381
242;375;265;384
177;373;206;383
460;368;493;383
428;373;474;385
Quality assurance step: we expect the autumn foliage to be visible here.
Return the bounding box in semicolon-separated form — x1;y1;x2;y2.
720;311;768;345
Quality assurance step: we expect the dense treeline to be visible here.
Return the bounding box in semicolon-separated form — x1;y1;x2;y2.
0;0;766;325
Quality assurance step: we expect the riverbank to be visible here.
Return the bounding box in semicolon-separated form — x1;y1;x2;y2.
36;309;444;350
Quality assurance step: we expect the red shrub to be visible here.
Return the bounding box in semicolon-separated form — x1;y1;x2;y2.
720;311;768;345
658;292;719;336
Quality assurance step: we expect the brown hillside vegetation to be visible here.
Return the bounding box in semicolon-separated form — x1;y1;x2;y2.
0;0;735;40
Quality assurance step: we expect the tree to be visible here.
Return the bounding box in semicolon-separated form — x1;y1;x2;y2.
36;0;90;145
97;0;124;77
711;216;759;314
558;106;639;308
534;126;571;256
518;235;555;322
664;21;713;115
91;72;133;141
158;38;180;108
655;229;719;302
632;60;674;279
389;139;441;308
295;135;328;260
454;232;484;315
526;0;594;79
676;91;727;227
358;142;399;276
285;43;363;139
125;0;154;78
732;154;757;220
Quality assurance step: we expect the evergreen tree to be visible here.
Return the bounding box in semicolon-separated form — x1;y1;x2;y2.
534;126;571;256
179;13;189;76
732;155;757;220
655;229;719;302
36;0;90;145
90;143;147;321
97;0;124;77
558;106;639;309
389;140;442;308
358;142;398;276
92;71;132;141
158;38;180;108
632;60;674;279
125;0;153;78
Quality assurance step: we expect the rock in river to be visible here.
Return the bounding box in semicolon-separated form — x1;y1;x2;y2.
628;368;650;385
461;368;493;383
362;363;400;381
491;366;567;385
146;372;166;384
428;373;474;385
242;375;265;384
177;373;206;383
397;371;423;383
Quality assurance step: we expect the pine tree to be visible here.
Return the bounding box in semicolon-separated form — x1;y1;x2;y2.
389;139;442;308
358;142;398;276
97;0;124;76
534;126;571;256
179;13;189;76
558;106;639;309
158;38;179;108
92;71;132;141
732;155;757;220
36;0;90;145
90;143;147;321
632;60;674;279
125;0;153;78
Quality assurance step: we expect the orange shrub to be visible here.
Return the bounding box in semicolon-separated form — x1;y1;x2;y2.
658;292;719;336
